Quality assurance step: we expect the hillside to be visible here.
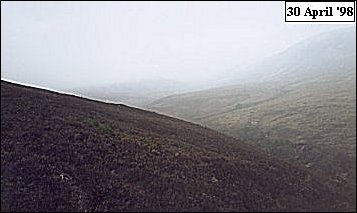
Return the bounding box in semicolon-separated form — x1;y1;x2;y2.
226;27;356;85
148;27;356;199
1;80;353;211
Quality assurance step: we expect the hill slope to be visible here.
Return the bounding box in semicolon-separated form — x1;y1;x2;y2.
1;80;353;211
226;27;356;85
148;27;356;201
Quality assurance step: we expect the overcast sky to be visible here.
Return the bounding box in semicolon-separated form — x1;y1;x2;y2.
1;1;349;90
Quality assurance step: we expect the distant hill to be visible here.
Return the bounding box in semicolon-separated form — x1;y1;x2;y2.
148;27;356;202
65;79;205;107
228;26;356;84
1;80;353;211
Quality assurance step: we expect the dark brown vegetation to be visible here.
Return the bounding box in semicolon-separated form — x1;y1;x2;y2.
1;81;354;211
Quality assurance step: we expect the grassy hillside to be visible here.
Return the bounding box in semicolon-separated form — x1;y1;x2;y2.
149;75;356;191
1;80;353;211
148;27;356;202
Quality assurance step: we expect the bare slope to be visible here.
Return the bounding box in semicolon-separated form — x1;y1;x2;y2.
1;81;352;211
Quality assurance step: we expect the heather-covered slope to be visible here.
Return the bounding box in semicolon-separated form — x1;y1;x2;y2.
1;81;352;211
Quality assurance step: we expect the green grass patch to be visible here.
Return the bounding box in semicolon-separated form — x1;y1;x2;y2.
84;118;115;136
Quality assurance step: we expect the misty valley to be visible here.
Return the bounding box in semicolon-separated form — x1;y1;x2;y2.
1;2;356;212
70;27;357;209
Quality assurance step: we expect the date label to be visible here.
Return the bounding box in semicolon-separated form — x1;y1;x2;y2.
285;1;355;23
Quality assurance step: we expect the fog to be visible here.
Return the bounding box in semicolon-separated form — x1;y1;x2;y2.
1;1;348;90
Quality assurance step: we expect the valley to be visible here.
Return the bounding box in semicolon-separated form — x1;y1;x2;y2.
3;80;354;211
148;27;357;199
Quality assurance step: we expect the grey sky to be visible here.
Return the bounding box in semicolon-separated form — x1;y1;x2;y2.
1;1;349;90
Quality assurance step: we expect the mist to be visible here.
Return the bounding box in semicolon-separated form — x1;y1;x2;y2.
1;1;349;90
1;2;356;211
